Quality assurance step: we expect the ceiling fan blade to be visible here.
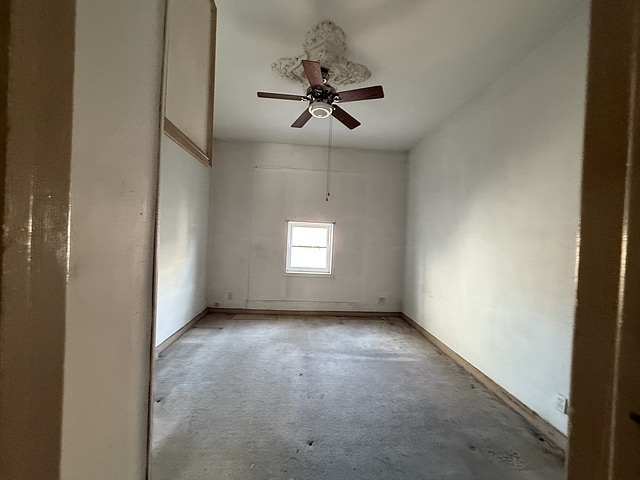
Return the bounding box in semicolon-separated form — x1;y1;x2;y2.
335;85;384;103
291;109;313;128
332;105;361;130
257;92;307;101
301;60;324;87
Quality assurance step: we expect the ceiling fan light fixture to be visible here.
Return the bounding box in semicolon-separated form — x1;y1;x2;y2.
309;101;332;119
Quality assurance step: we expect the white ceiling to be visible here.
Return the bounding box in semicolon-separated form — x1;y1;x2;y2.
213;0;587;152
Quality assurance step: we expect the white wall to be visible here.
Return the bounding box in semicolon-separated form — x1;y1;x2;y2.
61;1;164;478
404;8;589;434
155;135;211;346
208;140;406;312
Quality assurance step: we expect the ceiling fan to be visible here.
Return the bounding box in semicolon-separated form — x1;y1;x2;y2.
257;60;384;130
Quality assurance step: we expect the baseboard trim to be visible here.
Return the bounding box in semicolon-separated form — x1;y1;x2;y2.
401;313;568;455
208;307;402;318
155;308;208;356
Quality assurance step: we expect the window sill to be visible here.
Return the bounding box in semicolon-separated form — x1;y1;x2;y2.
284;272;335;278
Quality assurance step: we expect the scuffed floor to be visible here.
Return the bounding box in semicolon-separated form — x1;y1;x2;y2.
151;314;565;480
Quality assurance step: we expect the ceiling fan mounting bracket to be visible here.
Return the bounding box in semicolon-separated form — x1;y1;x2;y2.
320;67;329;83
306;84;336;104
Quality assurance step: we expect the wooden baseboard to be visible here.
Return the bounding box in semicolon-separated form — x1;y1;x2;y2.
401;313;568;455
207;307;402;318
155;308;208;356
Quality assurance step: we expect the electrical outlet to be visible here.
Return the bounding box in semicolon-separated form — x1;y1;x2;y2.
378;297;386;304
555;394;568;415
227;292;233;300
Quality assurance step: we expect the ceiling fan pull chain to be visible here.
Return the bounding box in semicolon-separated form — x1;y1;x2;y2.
326;116;333;202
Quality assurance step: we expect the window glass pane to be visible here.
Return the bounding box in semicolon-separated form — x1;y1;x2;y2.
290;246;327;269
291;226;327;247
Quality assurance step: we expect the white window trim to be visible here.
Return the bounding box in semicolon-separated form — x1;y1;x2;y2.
285;221;334;275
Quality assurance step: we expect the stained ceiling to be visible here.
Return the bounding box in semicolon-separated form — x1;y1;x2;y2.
213;0;588;152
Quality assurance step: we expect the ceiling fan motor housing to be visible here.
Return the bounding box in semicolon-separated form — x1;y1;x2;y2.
306;84;337;118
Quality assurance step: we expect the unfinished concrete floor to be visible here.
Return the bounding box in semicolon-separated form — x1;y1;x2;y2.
151;314;565;480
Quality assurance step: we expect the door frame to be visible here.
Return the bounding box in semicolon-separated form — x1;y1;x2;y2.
567;1;640;479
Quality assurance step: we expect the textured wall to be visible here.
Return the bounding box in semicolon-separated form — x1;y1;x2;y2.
208;140;406;312
155;134;210;346
403;8;589;434
61;1;165;478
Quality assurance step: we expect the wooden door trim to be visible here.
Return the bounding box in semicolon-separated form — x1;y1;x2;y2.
567;1;640;478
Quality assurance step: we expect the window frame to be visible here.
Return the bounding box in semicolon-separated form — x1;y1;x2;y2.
285;221;334;275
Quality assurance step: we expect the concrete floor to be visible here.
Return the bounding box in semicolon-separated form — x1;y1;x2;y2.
151;314;565;480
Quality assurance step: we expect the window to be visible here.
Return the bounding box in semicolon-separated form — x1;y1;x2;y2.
286;221;334;275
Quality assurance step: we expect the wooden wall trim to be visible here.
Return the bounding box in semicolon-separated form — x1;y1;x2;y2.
401;313;568;455
0;0;7;311
567;1;640;477
1;1;75;478
163;118;210;167
155;308;209;356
